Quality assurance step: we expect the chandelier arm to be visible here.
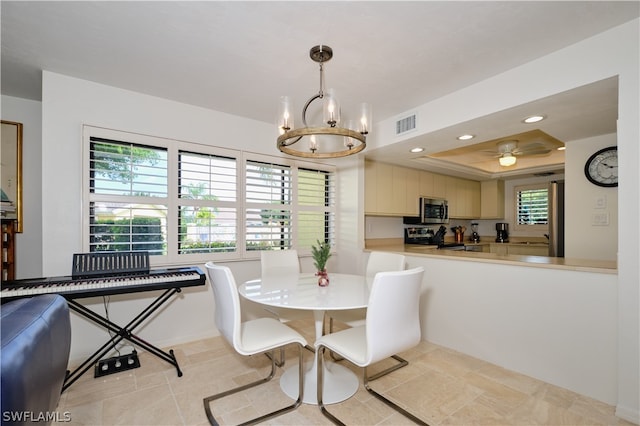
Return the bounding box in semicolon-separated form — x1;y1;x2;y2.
301;93;322;128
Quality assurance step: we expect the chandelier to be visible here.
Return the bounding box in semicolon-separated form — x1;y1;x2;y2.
277;45;371;159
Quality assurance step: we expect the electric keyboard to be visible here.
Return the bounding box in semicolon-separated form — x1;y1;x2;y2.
0;266;206;301
0;252;207;391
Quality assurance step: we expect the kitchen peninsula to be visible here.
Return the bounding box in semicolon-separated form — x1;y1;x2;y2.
364;236;618;409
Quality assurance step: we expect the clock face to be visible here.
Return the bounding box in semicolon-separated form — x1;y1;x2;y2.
584;146;618;187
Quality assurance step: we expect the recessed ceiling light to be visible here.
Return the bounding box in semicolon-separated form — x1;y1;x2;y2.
557;146;566;151
410;147;424;153
523;115;545;124
457;134;474;140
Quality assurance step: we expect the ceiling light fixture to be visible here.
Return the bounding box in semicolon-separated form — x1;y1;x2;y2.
523;115;545;124
499;153;517;167
410;147;424;153
277;45;371;159
457;134;475;141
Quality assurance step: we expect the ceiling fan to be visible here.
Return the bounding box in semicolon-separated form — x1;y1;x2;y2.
489;140;552;167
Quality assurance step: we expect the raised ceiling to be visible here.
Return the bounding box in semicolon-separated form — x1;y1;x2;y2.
1;2;637;177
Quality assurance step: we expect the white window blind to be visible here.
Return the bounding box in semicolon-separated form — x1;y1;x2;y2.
516;186;549;225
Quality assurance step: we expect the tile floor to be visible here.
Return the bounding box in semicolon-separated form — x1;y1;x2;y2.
55;318;633;426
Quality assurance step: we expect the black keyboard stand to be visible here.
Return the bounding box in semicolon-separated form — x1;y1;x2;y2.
62;287;184;392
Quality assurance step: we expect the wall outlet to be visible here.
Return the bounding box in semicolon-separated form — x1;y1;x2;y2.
592;212;609;226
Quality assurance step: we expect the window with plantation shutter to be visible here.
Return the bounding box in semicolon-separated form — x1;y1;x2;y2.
515;184;549;230
178;151;238;254
297;168;335;251
88;137;168;255
83;126;336;265
245;160;293;251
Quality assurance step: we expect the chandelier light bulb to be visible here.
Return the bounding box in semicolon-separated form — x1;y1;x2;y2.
278;96;293;133
359;103;372;135
324;89;340;127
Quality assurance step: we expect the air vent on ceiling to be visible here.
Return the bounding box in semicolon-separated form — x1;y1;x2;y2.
533;172;555;177
395;113;417;135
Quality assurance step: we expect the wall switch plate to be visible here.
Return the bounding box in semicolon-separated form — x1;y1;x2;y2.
594;195;607;209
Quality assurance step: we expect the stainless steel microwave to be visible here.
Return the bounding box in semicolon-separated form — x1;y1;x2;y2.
420;197;449;224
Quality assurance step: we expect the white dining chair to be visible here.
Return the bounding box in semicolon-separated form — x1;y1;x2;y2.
326;251;407;380
202;262;307;426
315;267;427;426
260;250;315;362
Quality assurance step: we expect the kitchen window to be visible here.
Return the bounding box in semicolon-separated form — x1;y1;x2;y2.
514;184;548;231
82;126;335;265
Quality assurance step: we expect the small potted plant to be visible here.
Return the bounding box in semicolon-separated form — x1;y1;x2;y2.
311;239;332;286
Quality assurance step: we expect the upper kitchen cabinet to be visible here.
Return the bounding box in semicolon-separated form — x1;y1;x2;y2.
480;179;505;219
446;176;481;219
364;161;480;218
365;160;419;216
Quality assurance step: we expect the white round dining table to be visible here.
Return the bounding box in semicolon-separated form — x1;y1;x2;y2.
239;272;371;405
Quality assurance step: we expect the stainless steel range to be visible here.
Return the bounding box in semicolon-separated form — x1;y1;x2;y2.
404;227;435;245
404;226;481;251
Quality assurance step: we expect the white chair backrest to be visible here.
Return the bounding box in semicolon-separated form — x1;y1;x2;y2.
365;267;424;364
365;252;406;277
261;250;300;276
205;262;242;352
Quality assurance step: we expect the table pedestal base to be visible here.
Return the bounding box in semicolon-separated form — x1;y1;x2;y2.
280;360;359;405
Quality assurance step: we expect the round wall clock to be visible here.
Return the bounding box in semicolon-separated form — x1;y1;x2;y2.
584;146;618;187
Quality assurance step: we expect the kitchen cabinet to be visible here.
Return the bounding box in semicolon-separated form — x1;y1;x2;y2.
481;179;505;219
431;173;447;198
507;245;549;256
419;170;434;198
489;243;549;256
364;161;480;218
446;176;480;219
405;168;420;215
371;162;395;215
490;244;508;256
364;160;419;216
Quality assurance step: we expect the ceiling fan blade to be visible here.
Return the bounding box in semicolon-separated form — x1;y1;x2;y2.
514;148;552;156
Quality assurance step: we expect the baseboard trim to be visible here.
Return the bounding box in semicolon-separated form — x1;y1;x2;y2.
616;404;640;425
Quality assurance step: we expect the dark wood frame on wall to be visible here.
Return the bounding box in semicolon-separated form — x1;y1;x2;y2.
1;120;23;232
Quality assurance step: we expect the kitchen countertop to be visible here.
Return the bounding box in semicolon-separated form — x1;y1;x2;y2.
364;239;617;274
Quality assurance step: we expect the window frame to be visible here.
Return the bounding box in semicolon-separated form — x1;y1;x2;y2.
82;126;336;267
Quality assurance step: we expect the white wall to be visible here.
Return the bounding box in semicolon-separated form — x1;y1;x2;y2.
565;134;618;260
405;254;617;405
1;95;42;279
